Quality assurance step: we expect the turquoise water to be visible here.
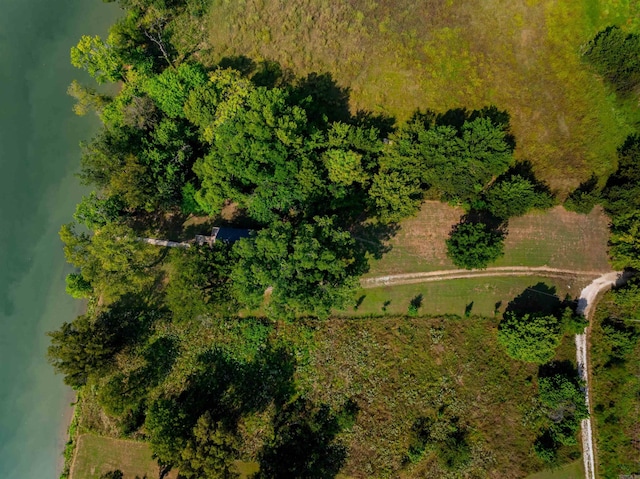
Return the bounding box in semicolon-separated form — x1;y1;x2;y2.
0;1;117;477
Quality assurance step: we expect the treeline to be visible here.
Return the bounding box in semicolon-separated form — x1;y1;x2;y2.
571;23;640;478
569;24;640;271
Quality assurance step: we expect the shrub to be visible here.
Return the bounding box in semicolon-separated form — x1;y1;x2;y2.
446;220;505;269
583;25;640;95
497;312;562;364
564;174;600;214
485;174;554;219
538;370;588;446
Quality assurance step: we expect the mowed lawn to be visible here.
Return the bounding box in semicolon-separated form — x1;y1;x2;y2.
363;202;611;277
345;275;591;318
70;434;177;479
205;0;639;193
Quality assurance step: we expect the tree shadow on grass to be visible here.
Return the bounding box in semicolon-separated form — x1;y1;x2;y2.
538;360;580;381
410;294;424;309
505;282;562;317
351;222;399;260
290;72;352;125
180;345;297;430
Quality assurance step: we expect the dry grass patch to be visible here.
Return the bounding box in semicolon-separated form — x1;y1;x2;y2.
204;0;638;192
365;202;611;277
497;205;611;271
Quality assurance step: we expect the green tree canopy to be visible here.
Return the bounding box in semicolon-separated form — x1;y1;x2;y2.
497;312;562;364
445;220;505;269
73;192;124;229
601;134;640;218
48;311;125;388
60;222;158;303
194;86;324;223
485;174;554;219
179;413;239;479
144;62;208;118
65;273;93;299
232;216;366;317
608;211;640;270
538;369;588;446
422;117;513;203
71;35;123;84
369;113;514;222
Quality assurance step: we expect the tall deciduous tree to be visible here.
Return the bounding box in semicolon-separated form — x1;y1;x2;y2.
194;86;322;223
446;220;505;269
48;312;123;388
71;35;123;84
232;217;366;317
60;222;158;303
179;413;239;479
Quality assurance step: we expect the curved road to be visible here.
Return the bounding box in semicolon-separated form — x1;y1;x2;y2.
362;268;632;479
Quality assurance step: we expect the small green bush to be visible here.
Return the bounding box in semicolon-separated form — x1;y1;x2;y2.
564;174;600;214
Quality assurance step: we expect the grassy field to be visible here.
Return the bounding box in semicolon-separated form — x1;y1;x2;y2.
70;434;178;479
363;202;611;278
289;316;581;478
204;0;640;193
344;275;590;318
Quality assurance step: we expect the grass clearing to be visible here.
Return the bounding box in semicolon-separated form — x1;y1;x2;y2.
344;275;589;318
524;459;584;479
205;0;639;193
364;202;611;278
70;434;177;479
70;434;259;479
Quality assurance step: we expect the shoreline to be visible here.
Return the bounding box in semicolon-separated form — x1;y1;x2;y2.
56;388;77;477
56;299;86;477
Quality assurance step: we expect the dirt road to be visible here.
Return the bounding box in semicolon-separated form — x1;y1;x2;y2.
361;266;606;288
575;272;632;479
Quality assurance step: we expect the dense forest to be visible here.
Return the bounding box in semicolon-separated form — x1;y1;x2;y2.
49;0;640;478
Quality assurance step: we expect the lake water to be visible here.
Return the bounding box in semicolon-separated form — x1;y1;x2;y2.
0;1;117;477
